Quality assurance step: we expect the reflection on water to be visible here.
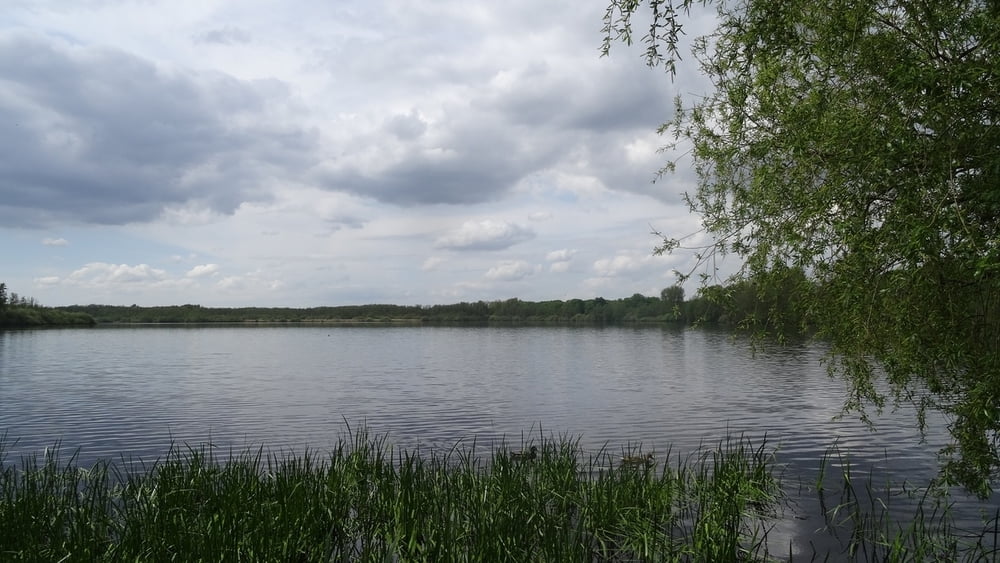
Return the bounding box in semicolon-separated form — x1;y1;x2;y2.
0;325;995;557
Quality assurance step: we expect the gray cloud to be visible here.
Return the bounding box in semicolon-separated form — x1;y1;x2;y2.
435;219;535;251
481;61;673;132
0;34;317;227
313;32;680;208
193;26;252;45
323;214;366;231
0;1;698;230
485;260;536;281
319;115;558;205
383;111;428;141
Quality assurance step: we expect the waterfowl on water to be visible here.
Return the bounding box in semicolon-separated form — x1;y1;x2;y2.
620;453;654;467
510;445;538;461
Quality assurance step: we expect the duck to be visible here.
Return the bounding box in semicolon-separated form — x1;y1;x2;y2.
620;453;654;467
510;445;538;461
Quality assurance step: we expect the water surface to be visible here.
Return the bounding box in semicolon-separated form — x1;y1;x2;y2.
0;325;994;557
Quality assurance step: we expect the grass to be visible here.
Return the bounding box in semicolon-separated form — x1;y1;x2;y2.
0;429;779;562
806;446;1000;562
2;430;997;561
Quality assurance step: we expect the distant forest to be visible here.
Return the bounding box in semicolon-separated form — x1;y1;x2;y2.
4;267;811;333
0;282;96;327
56;267;811;333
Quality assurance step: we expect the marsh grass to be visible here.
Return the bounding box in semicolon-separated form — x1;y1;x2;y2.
1;430;781;562
7;429;993;562
808;446;1000;562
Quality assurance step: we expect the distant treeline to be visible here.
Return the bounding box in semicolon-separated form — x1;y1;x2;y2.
2;266;812;331
55;268;813;333
0;307;97;328
0;282;96;328
59;297;686;325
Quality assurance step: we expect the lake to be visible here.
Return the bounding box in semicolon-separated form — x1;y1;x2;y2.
1;325;996;557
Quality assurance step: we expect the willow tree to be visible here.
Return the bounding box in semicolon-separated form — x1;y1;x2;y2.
604;0;1000;495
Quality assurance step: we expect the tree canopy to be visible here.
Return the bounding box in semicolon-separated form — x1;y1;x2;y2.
604;0;1000;495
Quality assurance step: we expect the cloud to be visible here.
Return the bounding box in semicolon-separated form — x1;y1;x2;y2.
311;55;681;208
0;1;715;308
0;33;317;228
546;248;576;272
545;249;575;262
383;110;428;141
482;60;673;132
435;219;535;251
41;237;68;246
317;119;554;206
193;26;252;45
593;252;664;278
0;2;692;230
422;256;445;271
68;262;166;284
485;260;537;282
186;264;219;278
216;272;284;292
217;276;245;291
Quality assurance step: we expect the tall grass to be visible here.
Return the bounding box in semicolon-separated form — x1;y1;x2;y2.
808;446;1000;562
0;430;779;562
6;430;995;561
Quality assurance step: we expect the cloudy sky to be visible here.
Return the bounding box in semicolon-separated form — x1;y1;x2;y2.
1;0;721;307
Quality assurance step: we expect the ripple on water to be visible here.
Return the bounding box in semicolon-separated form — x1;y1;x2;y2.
1;326;995;558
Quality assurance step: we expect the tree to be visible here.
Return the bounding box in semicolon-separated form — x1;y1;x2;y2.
0;282;6;310
604;0;1000;495
660;285;684;305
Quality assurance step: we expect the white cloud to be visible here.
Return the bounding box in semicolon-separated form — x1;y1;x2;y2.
216;272;284;292
435;219;535;251
217;276;245;291
546;248;576;273
68;262;169;285
546;249;576;262
186;264;219;278
422;256;446;271
593;253;665;278
485;260;537;281
41;237;68;246
53;262;196;296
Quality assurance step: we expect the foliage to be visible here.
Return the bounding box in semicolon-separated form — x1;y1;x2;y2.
661;285;685;305
604;0;1000;495
50;285;823;329
0;308;96;328
0;282;95;327
0;432;782;561
58;294;701;325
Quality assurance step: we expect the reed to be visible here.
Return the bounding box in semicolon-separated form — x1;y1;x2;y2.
810;446;1000;562
4;430;995;561
1;430;782;561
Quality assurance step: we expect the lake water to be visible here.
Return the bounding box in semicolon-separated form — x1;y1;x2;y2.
1;325;996;557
